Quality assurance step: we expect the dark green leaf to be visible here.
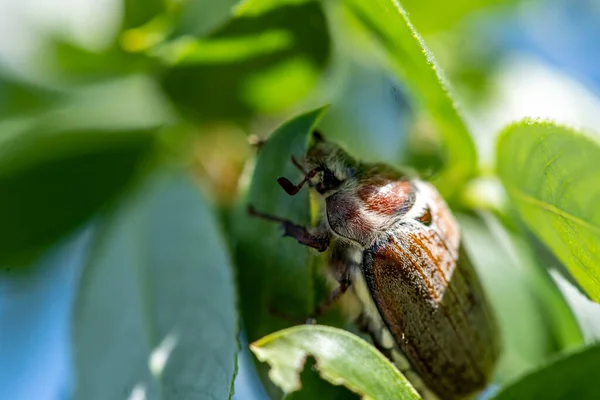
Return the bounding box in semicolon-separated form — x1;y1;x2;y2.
74;171;238;399
232;107;330;397
250;325;420;399
0;76;172;267
492;342;600;400
122;0;165;29
44;40;155;83
497;121;600;302
459;213;582;383
161;1;330;123
0;72;60;118
343;0;477;200
233;107;326;340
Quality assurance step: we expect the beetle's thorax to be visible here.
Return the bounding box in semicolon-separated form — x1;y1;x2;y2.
322;164;425;248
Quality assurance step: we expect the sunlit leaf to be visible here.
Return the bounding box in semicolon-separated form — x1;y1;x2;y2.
250;325;420;399
161;0;330;123
459;213;582;383
401;0;516;35
343;0;477;200
74;171;238;399
497;120;600;302
492;342;600;400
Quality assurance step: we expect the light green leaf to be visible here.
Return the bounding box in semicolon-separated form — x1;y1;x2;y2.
74;171;238;399
459;213;582;383
250;325;420;399
497;120;600;302
401;0;516;35
492;342;600;400
342;0;477;199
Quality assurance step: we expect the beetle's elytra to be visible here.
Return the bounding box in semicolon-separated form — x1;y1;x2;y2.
250;132;500;400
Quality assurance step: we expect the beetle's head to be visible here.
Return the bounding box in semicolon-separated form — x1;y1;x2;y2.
277;131;358;197
306;131;358;196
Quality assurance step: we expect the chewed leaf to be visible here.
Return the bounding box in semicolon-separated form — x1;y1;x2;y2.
250;325;420;399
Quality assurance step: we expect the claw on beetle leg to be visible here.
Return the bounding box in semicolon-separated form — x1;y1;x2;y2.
247;205;330;252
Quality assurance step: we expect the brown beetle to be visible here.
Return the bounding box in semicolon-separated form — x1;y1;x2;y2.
250;132;500;400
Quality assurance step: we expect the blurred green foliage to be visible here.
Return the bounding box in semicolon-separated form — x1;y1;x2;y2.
1;0;599;399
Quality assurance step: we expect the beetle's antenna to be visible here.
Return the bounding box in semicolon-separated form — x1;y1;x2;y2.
248;205;286;222
277;167;319;196
291;155;308;174
312;130;324;142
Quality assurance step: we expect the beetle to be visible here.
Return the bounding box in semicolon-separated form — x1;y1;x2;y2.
249;132;500;400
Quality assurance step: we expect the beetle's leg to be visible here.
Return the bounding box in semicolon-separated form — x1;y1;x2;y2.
277;166;319;196
268;306;305;325
306;276;351;324
306;244;355;323
248;205;330;252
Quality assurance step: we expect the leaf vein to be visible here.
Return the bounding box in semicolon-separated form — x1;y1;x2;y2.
508;186;600;234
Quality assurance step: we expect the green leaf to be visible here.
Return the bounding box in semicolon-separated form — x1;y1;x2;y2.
550;270;600;343
170;0;239;38
74;171;238;399
401;0;515;35
492;342;600;400
44;40;155;83
0;72;60;118
122;0;165;29
161;0;330;123
0;76;172;268
250;325;420;399
233;107;325;341
497;120;600;302
232;107;340;397
458;213;582;383
342;0;477;200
